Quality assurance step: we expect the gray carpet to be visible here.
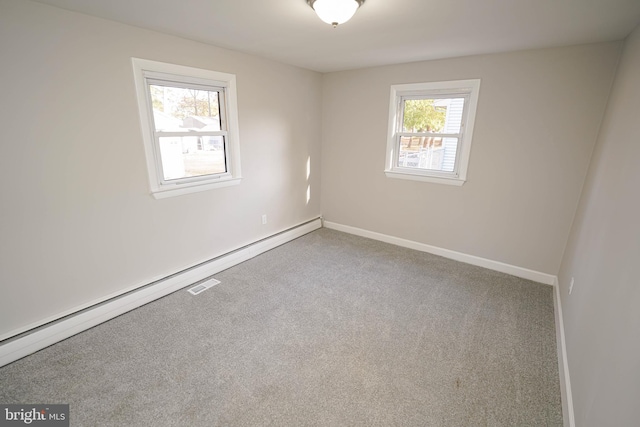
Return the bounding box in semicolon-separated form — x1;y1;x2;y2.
0;229;563;426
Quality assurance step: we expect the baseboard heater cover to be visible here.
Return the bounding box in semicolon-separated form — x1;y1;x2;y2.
0;217;322;368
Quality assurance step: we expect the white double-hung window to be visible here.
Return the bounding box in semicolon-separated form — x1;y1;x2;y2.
385;79;480;186
132;58;241;198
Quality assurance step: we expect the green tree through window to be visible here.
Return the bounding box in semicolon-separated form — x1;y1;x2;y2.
402;99;446;133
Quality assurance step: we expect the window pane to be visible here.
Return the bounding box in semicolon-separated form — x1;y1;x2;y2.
159;136;226;181
397;136;457;172
150;85;221;132
402;98;465;133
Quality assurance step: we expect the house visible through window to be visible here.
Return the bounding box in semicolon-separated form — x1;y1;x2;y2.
385;79;480;186
132;58;241;198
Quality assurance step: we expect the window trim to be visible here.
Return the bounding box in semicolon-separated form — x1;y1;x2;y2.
385;79;481;186
132;58;242;199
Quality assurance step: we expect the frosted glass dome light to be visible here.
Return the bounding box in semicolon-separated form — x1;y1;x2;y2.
307;0;365;28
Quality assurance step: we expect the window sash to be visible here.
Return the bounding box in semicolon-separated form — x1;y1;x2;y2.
145;80;228;133
393;94;469;177
395;135;461;176
396;94;469;135
155;135;230;186
143;79;230;187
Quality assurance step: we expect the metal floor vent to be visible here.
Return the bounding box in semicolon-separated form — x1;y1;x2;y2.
187;278;220;295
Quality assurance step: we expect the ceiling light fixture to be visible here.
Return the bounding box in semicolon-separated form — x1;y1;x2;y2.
307;0;365;28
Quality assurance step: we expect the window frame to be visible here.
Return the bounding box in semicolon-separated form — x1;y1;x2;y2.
132;58;242;199
385;79;481;186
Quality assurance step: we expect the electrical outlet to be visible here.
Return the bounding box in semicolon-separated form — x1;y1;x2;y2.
569;277;575;295
262;214;267;225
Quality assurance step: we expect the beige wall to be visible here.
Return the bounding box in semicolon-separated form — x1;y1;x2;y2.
321;43;621;275
0;0;322;338
558;24;640;426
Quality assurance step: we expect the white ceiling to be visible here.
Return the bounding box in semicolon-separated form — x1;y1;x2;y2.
32;0;640;72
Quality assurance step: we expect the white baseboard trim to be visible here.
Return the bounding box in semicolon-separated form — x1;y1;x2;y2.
323;221;557;285
553;278;576;427
0;218;322;368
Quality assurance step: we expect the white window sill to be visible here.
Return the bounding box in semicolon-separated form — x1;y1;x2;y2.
151;177;242;199
384;170;465;186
